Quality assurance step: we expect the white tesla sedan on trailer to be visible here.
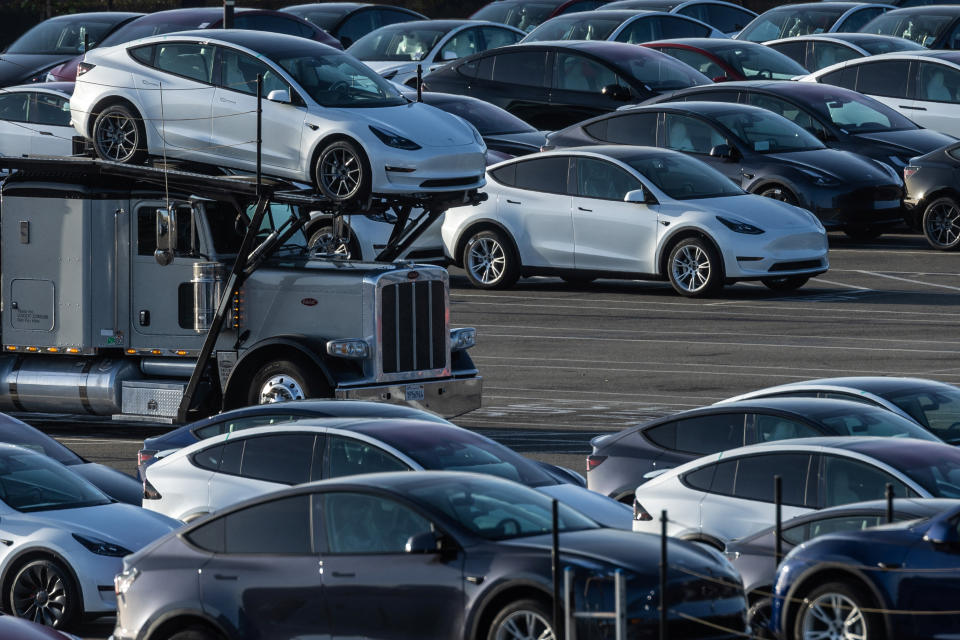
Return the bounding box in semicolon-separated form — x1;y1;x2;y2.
441;146;829;296
70;30;487;205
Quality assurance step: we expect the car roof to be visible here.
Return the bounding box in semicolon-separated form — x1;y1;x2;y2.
555;9;672;19
188;399;449;426
371;19;481;30
716;435;950;457
4;82;74;95
657;395;914;420
780;376;957;394
647;37;765;48
765;1;874;9
627;100;773;116
135;28;338;53
768;32;915;45
516;39;663;55
879;4;960;14
498;144;691;165
665;79;857;97
42;11;143;21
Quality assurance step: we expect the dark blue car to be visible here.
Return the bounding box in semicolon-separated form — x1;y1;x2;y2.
772;502;960;639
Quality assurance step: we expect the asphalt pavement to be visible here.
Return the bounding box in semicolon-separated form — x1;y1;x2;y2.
46;230;959;640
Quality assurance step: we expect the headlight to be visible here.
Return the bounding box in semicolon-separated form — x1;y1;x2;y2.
873;159;902;183
716;216;764;235
326;338;370;359
804;209;825;230
72;533;132;557
470;124;486;149
451;327;476;351
799;168;838;186
369;125;421;150
114;567;139;597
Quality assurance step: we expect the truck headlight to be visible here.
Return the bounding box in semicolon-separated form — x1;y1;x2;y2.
451;328;476;351
327;339;370;359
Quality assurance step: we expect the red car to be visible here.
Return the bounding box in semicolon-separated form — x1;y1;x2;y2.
46;7;340;82
471;0;612;32
643;37;808;81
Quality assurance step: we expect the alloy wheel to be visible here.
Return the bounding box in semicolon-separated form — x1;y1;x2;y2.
258;374;306;403
800;592;867;640
467;237;506;285
11;562;68;628
493;610;556;640
925;200;960;248
671;244;712;293
319;148;362;199
95;113;139;162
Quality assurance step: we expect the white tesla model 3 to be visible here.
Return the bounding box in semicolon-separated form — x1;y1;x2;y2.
441;146;829;296
70;30;487;205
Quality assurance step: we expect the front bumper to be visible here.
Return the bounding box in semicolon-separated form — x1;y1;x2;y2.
721;229;829;281
335;376;481;417
809;183;904;229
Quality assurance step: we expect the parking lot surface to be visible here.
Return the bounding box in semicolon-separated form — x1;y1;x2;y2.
53;231;957;640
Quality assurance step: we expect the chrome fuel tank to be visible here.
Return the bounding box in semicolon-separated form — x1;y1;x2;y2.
0;356;141;415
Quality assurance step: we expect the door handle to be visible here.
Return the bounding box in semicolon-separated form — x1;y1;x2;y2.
900;105;926;111
214;574;237;581
38;131;52;136
742;172;754;179
506;199;521;204
331;571;355;578
578;206;592;212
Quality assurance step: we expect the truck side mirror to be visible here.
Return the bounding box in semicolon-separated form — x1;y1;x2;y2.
155;205;177;266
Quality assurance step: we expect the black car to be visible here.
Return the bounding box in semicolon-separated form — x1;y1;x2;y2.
736;2;889;43
114;471;748;640
282;2;427;47
545;101;906;237
904;142;960;249
860;6;960;49
763;33;926;72
471;0;612;33
644;81;955;196
604;0;759;35
0;11;142;86
520;9;723;43
586;397;941;503
423;40;709;129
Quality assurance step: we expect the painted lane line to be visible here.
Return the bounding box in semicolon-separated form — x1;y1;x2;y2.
855;270;960;292
812;277;873;291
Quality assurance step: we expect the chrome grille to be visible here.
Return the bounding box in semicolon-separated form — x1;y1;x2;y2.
380;280;446;374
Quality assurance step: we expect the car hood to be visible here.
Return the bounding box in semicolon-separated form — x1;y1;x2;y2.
21;502;179;550
536;484;633;530
852;128;957;157
328;101;476;148
0;53;67;85
483;130;548;152
695;194;819;230
766;148;896;184
71;463;143;506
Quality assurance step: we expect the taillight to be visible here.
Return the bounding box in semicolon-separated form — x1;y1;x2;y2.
143;479;161;500
633;499;652;522
76;62;95;77
586;455;607;472
903;165;919;179
137;450;155;466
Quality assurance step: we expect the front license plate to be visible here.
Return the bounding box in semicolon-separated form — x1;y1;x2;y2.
405;384;425;401
874;200;899;209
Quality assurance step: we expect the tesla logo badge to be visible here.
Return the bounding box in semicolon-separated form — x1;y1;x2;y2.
301;298;318;306
407;271;420;280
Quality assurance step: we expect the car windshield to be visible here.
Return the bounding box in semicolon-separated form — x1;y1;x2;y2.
348;23;448;61
715;109;824;153
0;447;110;512
738;7;847;42
6;16;125;54
870;445;960;498
806;90;917;132
879;386;960;444
857;37;926;55
409;476;598;540
0;416;82;466
625;153;746;200
473;2;557;32
709;43;809;80
275;49;406;107
285;8;347;30
611;48;710;91
426;95;536;134
861;13;955;47
524;15;625;41
816;407;942;441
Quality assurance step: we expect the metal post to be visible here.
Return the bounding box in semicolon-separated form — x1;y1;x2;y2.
552;499;561;639
256;74;262;198
223;0;235;29
774;475;783;564
659;509;667;640
886;483;894;524
83;32;89;55
563;567;574;640
615;569;626;640
416;64;423;102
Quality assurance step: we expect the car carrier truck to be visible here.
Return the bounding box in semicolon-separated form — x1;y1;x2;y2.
0;157;482;423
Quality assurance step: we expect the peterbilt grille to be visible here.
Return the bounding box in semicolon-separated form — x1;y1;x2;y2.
381;281;446;374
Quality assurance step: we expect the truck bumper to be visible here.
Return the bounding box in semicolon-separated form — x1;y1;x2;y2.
335;376;481;418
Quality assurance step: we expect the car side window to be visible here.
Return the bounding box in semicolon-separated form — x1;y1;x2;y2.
324;492;433;554
746;93;829;140
192;443;224;472
767;41;807;68
439;27;483;62
733;453;813;506
674;413;747;454
0;93;29;123
327;436;408;479
754;414;821;443
559;0;606;13
818;65;857;91
656;47;726;80
838;7;886;33
491;51;549;87
555;52;624;93
810;42;859;72
128;44;155;66
337;10;379;47
481;26;523;50
489;162;517;186
663;113;727;155
682;90;741;104
917;62;960;103
656;16;713;40
684;459;737;493
218;47;290;96
513;156;570;194
193;414;301;440
821;455;914;507
155;42;216;84
644;421;678;449
30;93;70;126
239;434;318;484
574;157;642;200
233;13;315;38
706;5;756;33
604;112;657;144
820;392;878;406
223;494;313;554
855;60;910;98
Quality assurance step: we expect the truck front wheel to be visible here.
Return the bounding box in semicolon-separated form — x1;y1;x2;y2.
248;359;323;405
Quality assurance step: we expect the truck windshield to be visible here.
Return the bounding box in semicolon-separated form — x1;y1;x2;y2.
207;202;309;255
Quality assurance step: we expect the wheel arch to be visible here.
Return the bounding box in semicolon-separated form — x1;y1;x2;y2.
678;532;725;551
747;179;804;208
452;219;521;269
0;546;82;615
142;609;229;640
86;95;144;138
306;133;370;185
656;226;724;278
917;187;960;222
222;336;335;410
466;580;554;640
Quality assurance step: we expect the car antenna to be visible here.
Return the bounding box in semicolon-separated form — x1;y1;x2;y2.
417;64;423;102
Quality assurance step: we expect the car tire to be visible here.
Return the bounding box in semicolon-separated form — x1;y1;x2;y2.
922;196;960;250
8;558;80;630
314;139;370;204
168;628;221;640
761;276;809;292
747;597;775;639
462;229;520;290
843;226;883;242
487;598;556;640
92;104;147;164
756;185;798;205
307;222;360;259
794;581;884;640
667;237;723;297
247;358;324;405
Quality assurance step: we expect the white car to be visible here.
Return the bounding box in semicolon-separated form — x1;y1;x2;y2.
348;19;525;87
0;83;76;160
631;437;960;548
0;444;178;630
70;30;487;205
441;146;829;296
802;50;960;138
144;418;632;529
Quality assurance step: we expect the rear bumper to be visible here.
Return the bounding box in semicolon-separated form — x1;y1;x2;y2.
335;376;481;418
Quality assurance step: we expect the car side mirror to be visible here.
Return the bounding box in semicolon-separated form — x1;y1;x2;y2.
441;49;459;61
601;84;631;101
710;144;734;160
924;518;960;547
624;188;648;203
155;205;176;266
405;530;442;554
266;89;291;104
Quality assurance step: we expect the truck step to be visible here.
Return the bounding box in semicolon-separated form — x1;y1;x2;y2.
118;380;186;423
